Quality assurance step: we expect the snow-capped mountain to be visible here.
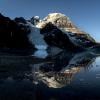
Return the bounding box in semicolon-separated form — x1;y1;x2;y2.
37;13;97;50
37;13;86;34
0;13;99;55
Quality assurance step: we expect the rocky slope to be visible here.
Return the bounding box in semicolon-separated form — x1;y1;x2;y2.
37;13;97;50
0;13;99;54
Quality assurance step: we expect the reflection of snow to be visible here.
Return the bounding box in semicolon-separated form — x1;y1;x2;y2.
33;49;48;58
31;51;97;88
35;45;47;50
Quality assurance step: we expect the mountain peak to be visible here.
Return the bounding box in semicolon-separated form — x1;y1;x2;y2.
37;13;84;34
43;13;69;21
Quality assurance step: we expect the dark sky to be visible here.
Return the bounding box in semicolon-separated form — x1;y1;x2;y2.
0;0;100;41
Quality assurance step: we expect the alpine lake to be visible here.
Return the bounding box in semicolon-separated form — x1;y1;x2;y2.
0;49;100;100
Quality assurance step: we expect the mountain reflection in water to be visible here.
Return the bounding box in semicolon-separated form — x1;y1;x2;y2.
0;51;100;100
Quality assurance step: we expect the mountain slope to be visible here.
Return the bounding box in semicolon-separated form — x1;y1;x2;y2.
0;13;99;54
37;13;97;50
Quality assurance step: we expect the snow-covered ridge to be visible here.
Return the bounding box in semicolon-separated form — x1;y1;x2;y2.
37;13;83;34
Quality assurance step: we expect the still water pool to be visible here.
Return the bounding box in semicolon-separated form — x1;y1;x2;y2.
0;51;100;100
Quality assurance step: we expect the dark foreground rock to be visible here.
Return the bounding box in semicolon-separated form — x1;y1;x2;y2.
0;13;34;50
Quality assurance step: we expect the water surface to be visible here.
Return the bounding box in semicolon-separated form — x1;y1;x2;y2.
0;51;100;100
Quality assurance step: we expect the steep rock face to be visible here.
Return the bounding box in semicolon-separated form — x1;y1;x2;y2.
0;14;34;50
40;22;82;51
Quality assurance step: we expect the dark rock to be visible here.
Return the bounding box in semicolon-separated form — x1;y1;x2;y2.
40;22;83;51
0;13;34;54
14;17;27;24
30;16;40;25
